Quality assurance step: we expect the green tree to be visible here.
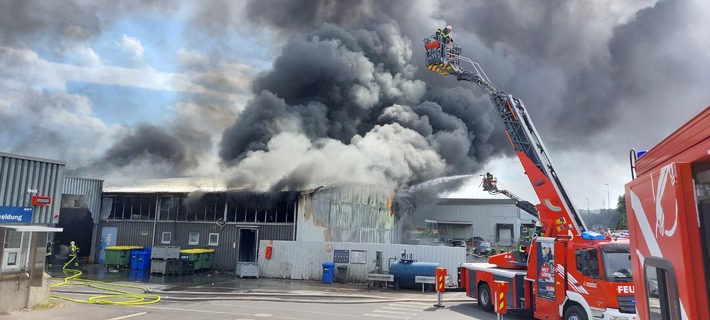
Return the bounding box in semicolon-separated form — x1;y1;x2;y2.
616;195;627;230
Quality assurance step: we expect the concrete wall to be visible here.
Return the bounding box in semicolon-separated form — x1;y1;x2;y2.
258;240;465;284
0;272;51;313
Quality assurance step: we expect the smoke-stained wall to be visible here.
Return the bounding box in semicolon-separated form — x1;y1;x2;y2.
296;185;397;243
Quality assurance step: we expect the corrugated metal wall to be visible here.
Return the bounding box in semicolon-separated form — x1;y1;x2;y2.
296;186;396;243
62;177;103;222
99;221;294;271
258;240;466;284
0;152;65;224
406;199;533;245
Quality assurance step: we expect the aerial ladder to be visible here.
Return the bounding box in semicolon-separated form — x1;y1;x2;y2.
424;32;637;320
424;34;587;238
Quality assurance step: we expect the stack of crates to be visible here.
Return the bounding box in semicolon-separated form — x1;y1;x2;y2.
105;246;143;268
150;245;181;275
179;248;215;272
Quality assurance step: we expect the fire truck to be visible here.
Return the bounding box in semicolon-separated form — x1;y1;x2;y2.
423;33;637;319
625;106;710;320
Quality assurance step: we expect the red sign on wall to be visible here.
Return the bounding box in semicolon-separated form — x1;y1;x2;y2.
32;196;52;206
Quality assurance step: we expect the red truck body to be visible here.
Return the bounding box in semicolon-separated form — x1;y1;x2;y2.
625;106;710;319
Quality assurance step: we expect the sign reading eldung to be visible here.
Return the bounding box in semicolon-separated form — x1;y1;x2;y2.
0;206;33;223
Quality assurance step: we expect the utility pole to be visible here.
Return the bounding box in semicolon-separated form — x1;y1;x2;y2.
605;184;610;211
586;198;589;212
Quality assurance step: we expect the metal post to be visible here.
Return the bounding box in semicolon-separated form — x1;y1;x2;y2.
435;291;444;308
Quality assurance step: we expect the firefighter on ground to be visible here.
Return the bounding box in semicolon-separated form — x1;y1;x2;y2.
46;241;54;269
69;241;80;267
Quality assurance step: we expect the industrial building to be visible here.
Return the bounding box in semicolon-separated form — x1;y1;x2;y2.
96;181;399;271
0;152;65;313
406;198;537;246
0;150;534;313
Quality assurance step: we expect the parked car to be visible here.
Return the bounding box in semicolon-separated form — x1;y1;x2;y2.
451;240;466;248
466;236;486;249
474;241;493;257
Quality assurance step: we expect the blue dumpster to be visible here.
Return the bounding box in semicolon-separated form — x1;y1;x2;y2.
322;262;335;284
136;251;151;271
130;249;141;269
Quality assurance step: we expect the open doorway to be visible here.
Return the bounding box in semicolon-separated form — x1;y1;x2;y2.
236;228;259;278
694;164;710;310
238;228;258;262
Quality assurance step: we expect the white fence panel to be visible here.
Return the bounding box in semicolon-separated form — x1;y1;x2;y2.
258;241;466;284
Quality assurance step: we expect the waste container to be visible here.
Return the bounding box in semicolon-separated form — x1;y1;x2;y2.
105;246;143;267
136;251;151;271
180;249;203;271
336;265;348;283
322;262;335;284
131;249;150;270
200;249;214;270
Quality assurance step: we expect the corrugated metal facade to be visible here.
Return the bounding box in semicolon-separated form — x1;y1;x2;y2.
258;240;466;284
296;186;396;243
406;198;537;245
62;177;103;222
98;221;294;271
0;152;65;224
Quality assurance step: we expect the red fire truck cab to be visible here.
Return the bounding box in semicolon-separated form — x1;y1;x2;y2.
626;106;710;319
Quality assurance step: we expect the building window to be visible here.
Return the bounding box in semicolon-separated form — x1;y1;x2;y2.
188;232;199;245
208;233;219;246
161;232;171;244
159;196;181;221
7;252;17;266
106;194;158;220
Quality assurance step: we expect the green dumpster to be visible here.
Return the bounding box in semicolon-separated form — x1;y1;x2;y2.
105;246;143;267
200;249;214;270
180;248;214;271
180;249;203;271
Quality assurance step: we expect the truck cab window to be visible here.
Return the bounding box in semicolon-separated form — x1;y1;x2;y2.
694;165;710;314
644;258;681;320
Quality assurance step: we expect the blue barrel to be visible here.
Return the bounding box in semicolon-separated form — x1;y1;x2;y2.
322;262;335;284
389;260;439;289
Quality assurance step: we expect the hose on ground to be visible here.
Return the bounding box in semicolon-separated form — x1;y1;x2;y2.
50;255;161;306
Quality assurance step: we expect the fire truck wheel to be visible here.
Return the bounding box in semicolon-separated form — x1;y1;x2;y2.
477;283;493;311
563;305;588;320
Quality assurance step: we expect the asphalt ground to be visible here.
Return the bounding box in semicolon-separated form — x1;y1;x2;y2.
2;264;516;320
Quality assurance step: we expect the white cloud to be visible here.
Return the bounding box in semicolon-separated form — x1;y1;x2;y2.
177;48;211;69
117;34;145;64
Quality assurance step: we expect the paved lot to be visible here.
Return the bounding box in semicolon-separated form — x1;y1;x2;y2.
2;265;530;320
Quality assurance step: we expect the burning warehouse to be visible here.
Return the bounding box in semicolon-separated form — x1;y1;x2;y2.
97;179;401;271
